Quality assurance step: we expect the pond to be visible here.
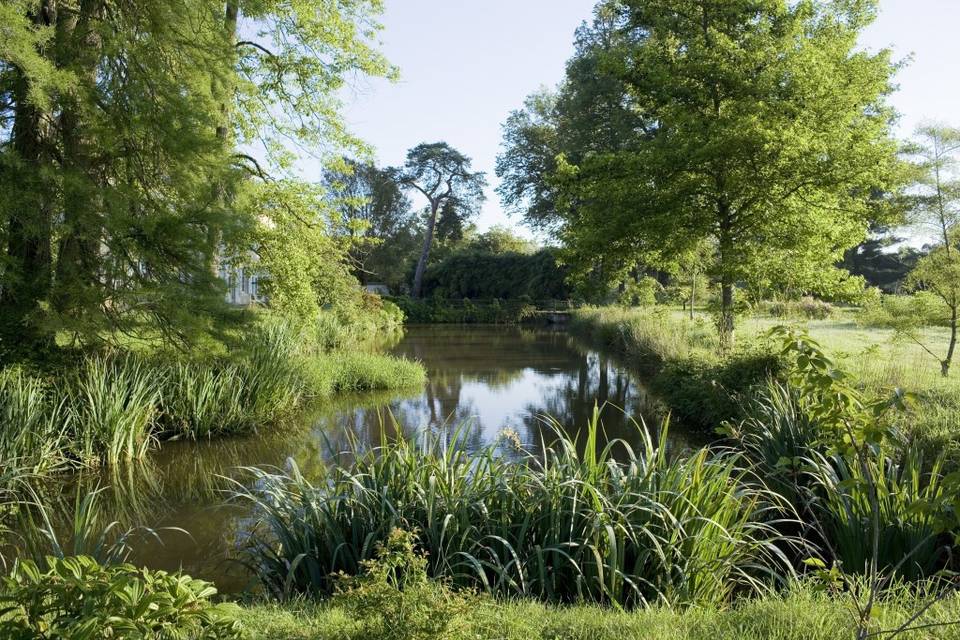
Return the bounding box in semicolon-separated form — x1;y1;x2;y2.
35;325;701;593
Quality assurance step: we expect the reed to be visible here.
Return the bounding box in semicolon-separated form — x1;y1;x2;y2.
0;368;69;475
231;410;794;607
65;356;159;467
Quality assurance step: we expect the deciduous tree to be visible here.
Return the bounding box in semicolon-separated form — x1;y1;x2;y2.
553;0;900;348
900;124;960;376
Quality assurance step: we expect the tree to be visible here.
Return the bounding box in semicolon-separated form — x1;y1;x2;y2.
496;5;645;235
324;158;414;285
393;143;486;298
551;0;900;348
0;0;394;354
841;229;924;293
899;125;960;376
467;225;536;255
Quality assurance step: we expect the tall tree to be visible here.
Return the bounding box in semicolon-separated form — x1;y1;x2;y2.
496;5;644;236
394;143;486;298
552;0;900;347
901;125;960;376
0;0;394;354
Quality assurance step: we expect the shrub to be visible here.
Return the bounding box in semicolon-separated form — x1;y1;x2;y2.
0;555;242;639
757;297;833;320
654;347;784;431
421;248;571;301
389;296;536;325
619;276;663;307
332;529;474;640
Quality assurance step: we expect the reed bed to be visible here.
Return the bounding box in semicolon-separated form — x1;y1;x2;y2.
232;412;795;607
0;322;426;476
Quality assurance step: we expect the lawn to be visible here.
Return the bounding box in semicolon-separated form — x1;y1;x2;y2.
238;590;960;640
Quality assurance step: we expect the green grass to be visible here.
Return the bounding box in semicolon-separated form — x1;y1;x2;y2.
237;586;960;640
0;321;426;478
571;306;960;458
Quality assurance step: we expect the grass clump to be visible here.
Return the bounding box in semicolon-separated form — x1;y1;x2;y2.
327;353;427;393
232;410;792;608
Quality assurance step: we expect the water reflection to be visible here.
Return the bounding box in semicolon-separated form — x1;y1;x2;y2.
320;326;691;457
15;325;700;592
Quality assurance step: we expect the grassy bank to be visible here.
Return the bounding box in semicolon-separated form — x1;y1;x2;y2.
238;588;960;640
568;307;783;431
0;319;425;480
569;307;960;457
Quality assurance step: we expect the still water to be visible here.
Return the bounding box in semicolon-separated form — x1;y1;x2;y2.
46;326;698;592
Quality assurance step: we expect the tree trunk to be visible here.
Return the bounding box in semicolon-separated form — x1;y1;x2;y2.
944;304;958;377
209;2;239;276
689;273;696;321
719;278;735;351
51;1;103;323
1;9;55;351
411;201;439;298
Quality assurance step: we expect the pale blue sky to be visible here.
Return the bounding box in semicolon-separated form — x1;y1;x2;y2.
341;0;960;238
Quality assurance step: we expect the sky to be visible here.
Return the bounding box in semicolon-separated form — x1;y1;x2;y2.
341;0;960;239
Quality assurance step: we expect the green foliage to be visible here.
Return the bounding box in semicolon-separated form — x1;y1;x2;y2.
655;348;784;431
525;0;900;343
619;277;662;307
326;353;425;394
421;248;570;301
0;556;242;640
67;357;159;467
332;529;474;640
0;318;424;469
233;412;792;607
0;367;68;475
0;0;395;353
757;297;835;321
861;292;948;331
570;307;783;430
390;297;537;325
729;329;960;588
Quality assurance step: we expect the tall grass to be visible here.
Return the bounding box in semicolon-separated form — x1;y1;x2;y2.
231;411;795;607
0;319;426;471
156;362;247;438
730;380;953;581
0;368;69;475
68;356;159;467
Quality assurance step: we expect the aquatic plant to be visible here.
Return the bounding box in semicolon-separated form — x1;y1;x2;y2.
232;410;795;607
